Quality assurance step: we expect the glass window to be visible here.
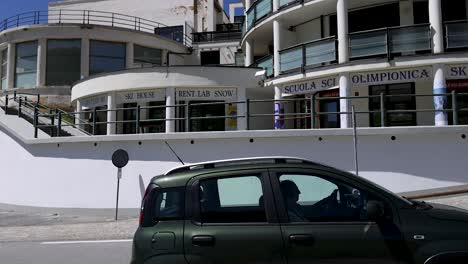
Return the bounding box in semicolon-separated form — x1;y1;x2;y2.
369;83;416;127
154;26;184;44
1;48;7;89
89;40;125;75
150;188;185;221
134;45;162;66
46;39;81;86
279;174;369;222
199;175;266;223
15;41;38;88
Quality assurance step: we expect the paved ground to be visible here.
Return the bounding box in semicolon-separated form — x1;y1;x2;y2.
0;240;132;264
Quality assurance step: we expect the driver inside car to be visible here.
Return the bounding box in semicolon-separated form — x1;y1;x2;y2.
280;180;309;222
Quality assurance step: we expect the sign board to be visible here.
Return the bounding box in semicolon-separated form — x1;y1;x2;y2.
446;64;468;80
112;149;129;169
116;89;166;104
176;88;237;101
81;95;107;108
350;67;433;86
282;76;338;96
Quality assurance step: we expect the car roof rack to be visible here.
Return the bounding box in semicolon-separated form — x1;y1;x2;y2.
165;156;324;175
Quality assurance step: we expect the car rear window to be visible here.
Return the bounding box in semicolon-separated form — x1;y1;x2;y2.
142;187;185;226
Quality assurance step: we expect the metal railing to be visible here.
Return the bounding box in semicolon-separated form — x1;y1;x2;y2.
253;55;274;77
192;30;242;43
279;0;303;8
246;0;272;30
11;91;466;138
279;37;337;74
0;10;192;46
445;20;468;50
349;24;431;60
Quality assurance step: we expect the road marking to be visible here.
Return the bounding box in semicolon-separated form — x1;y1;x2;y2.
40;239;132;245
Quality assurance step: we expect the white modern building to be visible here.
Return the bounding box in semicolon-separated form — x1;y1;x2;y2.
243;0;468;129
0;0;467;208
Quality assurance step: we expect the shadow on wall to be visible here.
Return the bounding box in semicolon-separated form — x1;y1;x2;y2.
1;121;468;190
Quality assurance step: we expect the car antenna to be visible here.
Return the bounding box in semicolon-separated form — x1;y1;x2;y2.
165;141;185;165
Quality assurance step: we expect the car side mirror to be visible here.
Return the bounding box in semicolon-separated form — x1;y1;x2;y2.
367;200;385;222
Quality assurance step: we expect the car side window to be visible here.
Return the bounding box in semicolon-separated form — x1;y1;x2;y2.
279;174;369;222
199;175;267;223
151;188;185;221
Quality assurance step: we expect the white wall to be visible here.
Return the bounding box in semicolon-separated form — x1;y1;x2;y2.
295;18;322;44
1;125;467;208
49;0;196;29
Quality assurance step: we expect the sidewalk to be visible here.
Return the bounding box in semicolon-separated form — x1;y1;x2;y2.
0;203;139;242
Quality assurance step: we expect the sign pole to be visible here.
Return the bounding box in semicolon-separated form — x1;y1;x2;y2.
115;167;122;221
352;105;359;176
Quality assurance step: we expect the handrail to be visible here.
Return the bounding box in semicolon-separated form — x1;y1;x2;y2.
18;91;468;138
279;36;337;53
0;9;192;47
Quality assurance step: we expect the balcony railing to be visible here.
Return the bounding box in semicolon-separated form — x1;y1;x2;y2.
279;0;303;8
349;24;431;59
279;37;337;74
445;20;468;50
216;23;243;32
0;10;192;46
253;55;274;77
246;0;272;30
192;30;242;43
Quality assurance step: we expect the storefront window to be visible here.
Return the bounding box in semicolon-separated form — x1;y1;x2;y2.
134;45;162;66
144;101;166;133
1;48;7;89
15;41;38;88
46;40;81;85
369;83;416;127
177;101;225;132
89;40;126;75
122;103;137;134
447;80;468;125
318;90;340;128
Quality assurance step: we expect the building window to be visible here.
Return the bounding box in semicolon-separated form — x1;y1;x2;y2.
369;83;416;127
46;39;81;86
134;45;162;66
89;40;126;76
201;50;220;65
15;41;38;88
1;49;7;89
154;25;184;44
447;80;468;125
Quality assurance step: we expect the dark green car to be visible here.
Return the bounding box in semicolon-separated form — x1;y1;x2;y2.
131;157;468;264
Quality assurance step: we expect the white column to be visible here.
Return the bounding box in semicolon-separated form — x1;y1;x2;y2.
245;0;252;10
273;0;280;12
165;87;176;133
245;39;254;66
274;86;284;129
339;73;351;128
107;93;116;135
126;42;134;69
75;100;85;130
433;64;448;126
337;0;349;64
273;20;281;77
429;0;444;54
237;87;247;130
6;43;15;89
36;38;47;87
81;38;90;79
207;0;216;31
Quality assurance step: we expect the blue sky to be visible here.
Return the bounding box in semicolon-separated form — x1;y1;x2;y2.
0;0;243;20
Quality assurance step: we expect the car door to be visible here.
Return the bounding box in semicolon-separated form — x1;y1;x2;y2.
184;169;285;264
269;168;411;264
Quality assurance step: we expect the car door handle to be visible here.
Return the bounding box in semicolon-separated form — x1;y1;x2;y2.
192;235;215;247
289;234;315;246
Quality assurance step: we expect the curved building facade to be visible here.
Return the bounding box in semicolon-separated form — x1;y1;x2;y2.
243;0;468;129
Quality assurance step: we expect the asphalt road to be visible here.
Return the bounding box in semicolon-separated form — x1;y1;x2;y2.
0;240;132;264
